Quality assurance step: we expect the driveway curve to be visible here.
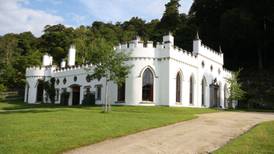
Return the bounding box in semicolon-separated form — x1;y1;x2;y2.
65;112;274;154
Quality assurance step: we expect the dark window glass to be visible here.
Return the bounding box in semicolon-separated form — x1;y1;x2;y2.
202;78;206;106
55;89;59;101
86;75;91;82
142;68;154;101
190;76;194;104
176;73;181;102
97;86;101;100
56;79;60;85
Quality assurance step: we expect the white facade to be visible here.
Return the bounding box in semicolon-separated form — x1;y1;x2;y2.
25;34;232;108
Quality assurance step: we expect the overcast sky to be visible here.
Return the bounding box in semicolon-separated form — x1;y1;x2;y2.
0;0;193;37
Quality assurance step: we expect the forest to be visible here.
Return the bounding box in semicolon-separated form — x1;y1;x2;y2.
0;0;273;109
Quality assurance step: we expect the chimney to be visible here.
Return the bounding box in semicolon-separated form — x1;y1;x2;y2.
61;59;66;68
193;32;201;55
68;45;76;66
163;32;174;48
42;54;51;66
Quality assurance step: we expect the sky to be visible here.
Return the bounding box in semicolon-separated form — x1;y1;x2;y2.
0;0;194;37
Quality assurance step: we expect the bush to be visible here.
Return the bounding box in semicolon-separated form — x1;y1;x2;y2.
82;92;96;106
0;84;6;93
60;91;70;105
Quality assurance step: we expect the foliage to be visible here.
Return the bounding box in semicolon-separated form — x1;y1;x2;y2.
0;84;6;93
60;90;70;106
240;69;274;109
0;100;216;154
42;78;56;104
190;0;274;70
159;0;181;34
82;92;96;106
39;24;74;63
86;38;132;112
227;69;246;103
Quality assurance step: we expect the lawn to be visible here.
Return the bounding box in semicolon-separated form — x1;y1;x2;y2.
0;100;216;154
214;121;274;154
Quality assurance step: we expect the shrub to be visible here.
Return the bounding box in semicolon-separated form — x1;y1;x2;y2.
60;91;70;105
0;84;6;93
82;92;96;106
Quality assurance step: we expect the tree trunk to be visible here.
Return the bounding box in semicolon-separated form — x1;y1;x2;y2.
257;47;264;70
104;79;108;112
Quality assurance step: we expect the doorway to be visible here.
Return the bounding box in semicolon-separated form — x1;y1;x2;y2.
71;85;80;105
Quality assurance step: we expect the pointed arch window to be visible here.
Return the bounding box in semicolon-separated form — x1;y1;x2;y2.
224;84;228;108
202;77;207;106
142;68;154;101
176;72;181;103
190;76;194;104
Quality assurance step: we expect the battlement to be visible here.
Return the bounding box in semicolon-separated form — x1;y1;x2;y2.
54;64;93;73
115;34;197;63
26;66;56;77
193;35;224;65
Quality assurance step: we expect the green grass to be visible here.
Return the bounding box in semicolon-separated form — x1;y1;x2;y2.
0;100;216;154
214;121;274;154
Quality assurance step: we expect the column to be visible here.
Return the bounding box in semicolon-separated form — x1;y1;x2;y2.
79;86;84;105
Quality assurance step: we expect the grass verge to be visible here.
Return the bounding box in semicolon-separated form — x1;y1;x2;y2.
0;100;216;154
214;121;274;154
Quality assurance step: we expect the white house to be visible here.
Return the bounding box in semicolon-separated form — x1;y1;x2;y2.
24;33;232;108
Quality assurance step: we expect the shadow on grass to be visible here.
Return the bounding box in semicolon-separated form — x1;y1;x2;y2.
0;100;99;111
224;108;274;113
0;109;57;114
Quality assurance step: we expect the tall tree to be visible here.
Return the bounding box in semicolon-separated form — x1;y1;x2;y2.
86;38;131;112
39;24;74;63
227;69;246;108
159;0;181;34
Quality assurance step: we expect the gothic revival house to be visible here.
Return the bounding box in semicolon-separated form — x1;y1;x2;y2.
25;33;232;108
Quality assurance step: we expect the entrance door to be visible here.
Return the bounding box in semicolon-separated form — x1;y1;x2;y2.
210;84;220;107
72;86;80;105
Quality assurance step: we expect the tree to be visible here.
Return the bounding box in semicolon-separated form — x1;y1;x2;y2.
190;0;274;70
86;38;131;112
227;69;246;107
159;0;181;34
43;78;56;104
39;24;74;63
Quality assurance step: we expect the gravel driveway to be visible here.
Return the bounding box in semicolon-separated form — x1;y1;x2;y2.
65;112;274;154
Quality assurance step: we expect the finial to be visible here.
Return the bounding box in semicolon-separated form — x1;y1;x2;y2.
135;36;141;41
219;45;223;53
70;44;75;49
195;31;200;40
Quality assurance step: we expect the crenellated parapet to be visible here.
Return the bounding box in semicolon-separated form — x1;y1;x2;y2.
115;34;198;63
193;34;224;65
54;64;93;73
26;66;56;77
223;68;233;78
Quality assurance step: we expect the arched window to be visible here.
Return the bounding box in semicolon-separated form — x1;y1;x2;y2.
189;76;194;104
202;77;207;106
176;73;181;103
224;84;228;108
142;68;154;101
